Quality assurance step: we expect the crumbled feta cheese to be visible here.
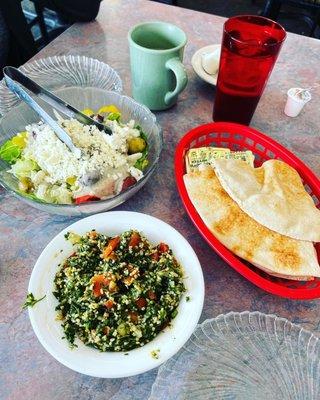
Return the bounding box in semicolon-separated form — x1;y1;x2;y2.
129;166;143;181
18;116;146;201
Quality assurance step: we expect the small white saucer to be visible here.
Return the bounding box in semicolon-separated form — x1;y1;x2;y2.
191;44;221;86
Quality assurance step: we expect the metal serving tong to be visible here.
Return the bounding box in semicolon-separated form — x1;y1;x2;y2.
3;66;112;158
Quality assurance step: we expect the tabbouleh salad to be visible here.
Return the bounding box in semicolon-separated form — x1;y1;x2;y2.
53;229;186;352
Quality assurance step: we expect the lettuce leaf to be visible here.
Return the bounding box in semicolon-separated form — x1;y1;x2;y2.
134;127;149;171
16;190;46;203
0;132;27;164
134;157;149;171
0;139;22;164
10;158;39;178
106;112;121;122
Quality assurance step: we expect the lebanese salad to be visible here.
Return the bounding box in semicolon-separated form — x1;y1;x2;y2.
0;105;148;204
53;229;186;351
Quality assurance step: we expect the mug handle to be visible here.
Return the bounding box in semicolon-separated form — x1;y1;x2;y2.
164;57;188;105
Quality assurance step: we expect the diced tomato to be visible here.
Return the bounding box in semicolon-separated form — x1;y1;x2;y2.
121;176;137;192
128;311;139;324
102;236;120;259
91;275;110;285
151;251;159;261
91;274;110;297
75;195;100;204
92;282;103;297
105;251;117;261
147;290;157;301
103;326;110;336
128;232;141;248
158;242;169;254
88;230;98;239
135;297;147;309
105;299;115;309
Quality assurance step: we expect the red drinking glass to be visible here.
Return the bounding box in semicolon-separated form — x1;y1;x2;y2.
213;15;286;125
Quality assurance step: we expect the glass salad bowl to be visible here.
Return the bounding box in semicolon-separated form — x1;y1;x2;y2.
0;87;162;216
0;55;123;115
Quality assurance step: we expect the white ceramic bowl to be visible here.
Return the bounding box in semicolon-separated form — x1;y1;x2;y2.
0;87;162;216
28;211;205;378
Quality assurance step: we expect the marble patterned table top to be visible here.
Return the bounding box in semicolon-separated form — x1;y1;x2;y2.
1;0;320;399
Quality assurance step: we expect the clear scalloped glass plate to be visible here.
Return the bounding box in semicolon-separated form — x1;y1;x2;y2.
150;311;320;400
0;87;162;216
0;55;122;115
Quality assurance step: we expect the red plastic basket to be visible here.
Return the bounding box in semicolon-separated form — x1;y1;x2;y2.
175;122;320;300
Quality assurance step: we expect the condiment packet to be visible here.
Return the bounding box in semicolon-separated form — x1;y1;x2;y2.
224;150;255;167
186;147;230;172
186;147;254;172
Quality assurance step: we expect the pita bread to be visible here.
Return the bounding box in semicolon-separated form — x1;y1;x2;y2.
184;167;320;280
212;159;320;242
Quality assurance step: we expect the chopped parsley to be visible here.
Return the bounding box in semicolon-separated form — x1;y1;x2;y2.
22;292;46;309
151;349;160;359
53;230;186;352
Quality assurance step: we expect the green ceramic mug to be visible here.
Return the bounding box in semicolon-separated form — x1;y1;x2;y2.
128;21;188;111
